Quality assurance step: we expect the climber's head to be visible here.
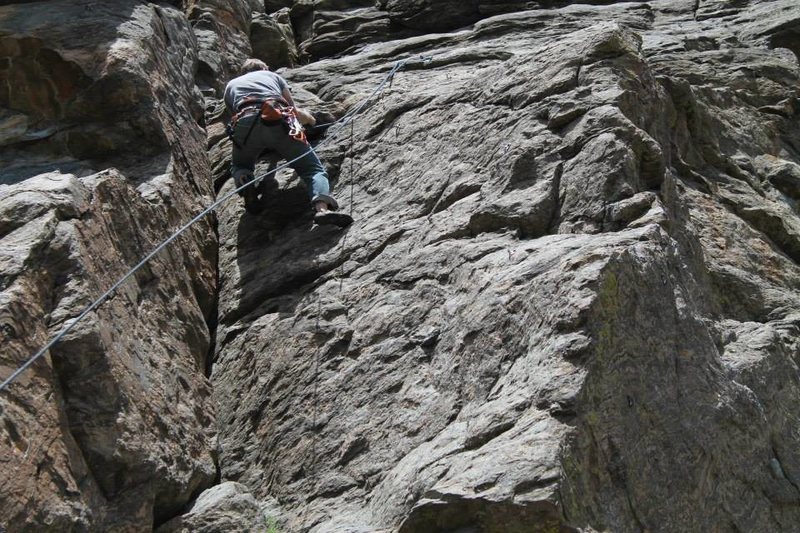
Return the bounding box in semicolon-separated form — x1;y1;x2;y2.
240;58;269;75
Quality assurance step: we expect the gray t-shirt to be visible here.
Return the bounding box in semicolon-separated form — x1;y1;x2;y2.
224;70;289;112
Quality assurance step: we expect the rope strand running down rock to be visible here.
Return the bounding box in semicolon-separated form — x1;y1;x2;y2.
0;55;433;393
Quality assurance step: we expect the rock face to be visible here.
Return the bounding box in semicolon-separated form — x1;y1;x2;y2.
251;10;300;69
155;482;271;533
210;0;800;531
297;2;419;61
0;1;218;530
188;0;255;92
2;0;800;532
385;0;483;31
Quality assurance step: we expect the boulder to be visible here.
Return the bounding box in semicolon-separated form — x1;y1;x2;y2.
156;482;275;533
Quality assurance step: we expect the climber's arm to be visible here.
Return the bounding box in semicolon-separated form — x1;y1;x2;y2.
282;86;316;126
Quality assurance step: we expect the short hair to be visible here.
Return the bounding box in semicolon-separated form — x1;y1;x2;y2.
240;58;269;75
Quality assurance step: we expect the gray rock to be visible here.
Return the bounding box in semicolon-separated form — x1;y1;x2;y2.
209;1;800;531
385;0;480;31
156;482;273;533
3;0;800;532
290;3;421;61
755;155;800;200
0;1;218;529
188;0;255;93
0;1;205;166
251;10;299;69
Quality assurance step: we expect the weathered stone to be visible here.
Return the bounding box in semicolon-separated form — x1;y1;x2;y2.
755;154;800;200
4;0;800;532
0;167;218;530
187;0;255;93
0;1;218;529
208;1;800;531
286;0;397;61
302;7;396;59
156;482;272;533
0;0;205;168
385;0;480;31
251;10;299;69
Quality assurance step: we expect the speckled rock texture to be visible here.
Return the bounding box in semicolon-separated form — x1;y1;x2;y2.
0;1;218;530
1;0;800;532
210;1;800;532
155;482;271;533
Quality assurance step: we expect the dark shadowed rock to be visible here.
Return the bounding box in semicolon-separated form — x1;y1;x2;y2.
264;0;293;14
385;0;481;31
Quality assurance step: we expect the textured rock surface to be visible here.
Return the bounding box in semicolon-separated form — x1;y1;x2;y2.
0;1;207;176
0;1;218;530
1;0;800;531
188;0;255;92
384;0;483;31
209;0;800;531
155;481;271;533
299;2;417;61
251;10;300;69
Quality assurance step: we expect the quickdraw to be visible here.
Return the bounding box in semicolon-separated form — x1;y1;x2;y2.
259;98;307;144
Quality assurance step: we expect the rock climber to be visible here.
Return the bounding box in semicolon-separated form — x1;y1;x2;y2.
224;58;352;227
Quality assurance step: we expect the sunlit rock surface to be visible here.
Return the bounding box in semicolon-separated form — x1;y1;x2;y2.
1;0;799;531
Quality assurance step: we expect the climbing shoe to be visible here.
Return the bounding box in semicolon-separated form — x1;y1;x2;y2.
314;211;353;228
235;172;264;215
242;185;264;215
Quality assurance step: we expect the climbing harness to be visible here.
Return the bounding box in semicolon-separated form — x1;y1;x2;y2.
227;97;263;149
259;98;307;143
228;96;308;148
0;54;433;393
